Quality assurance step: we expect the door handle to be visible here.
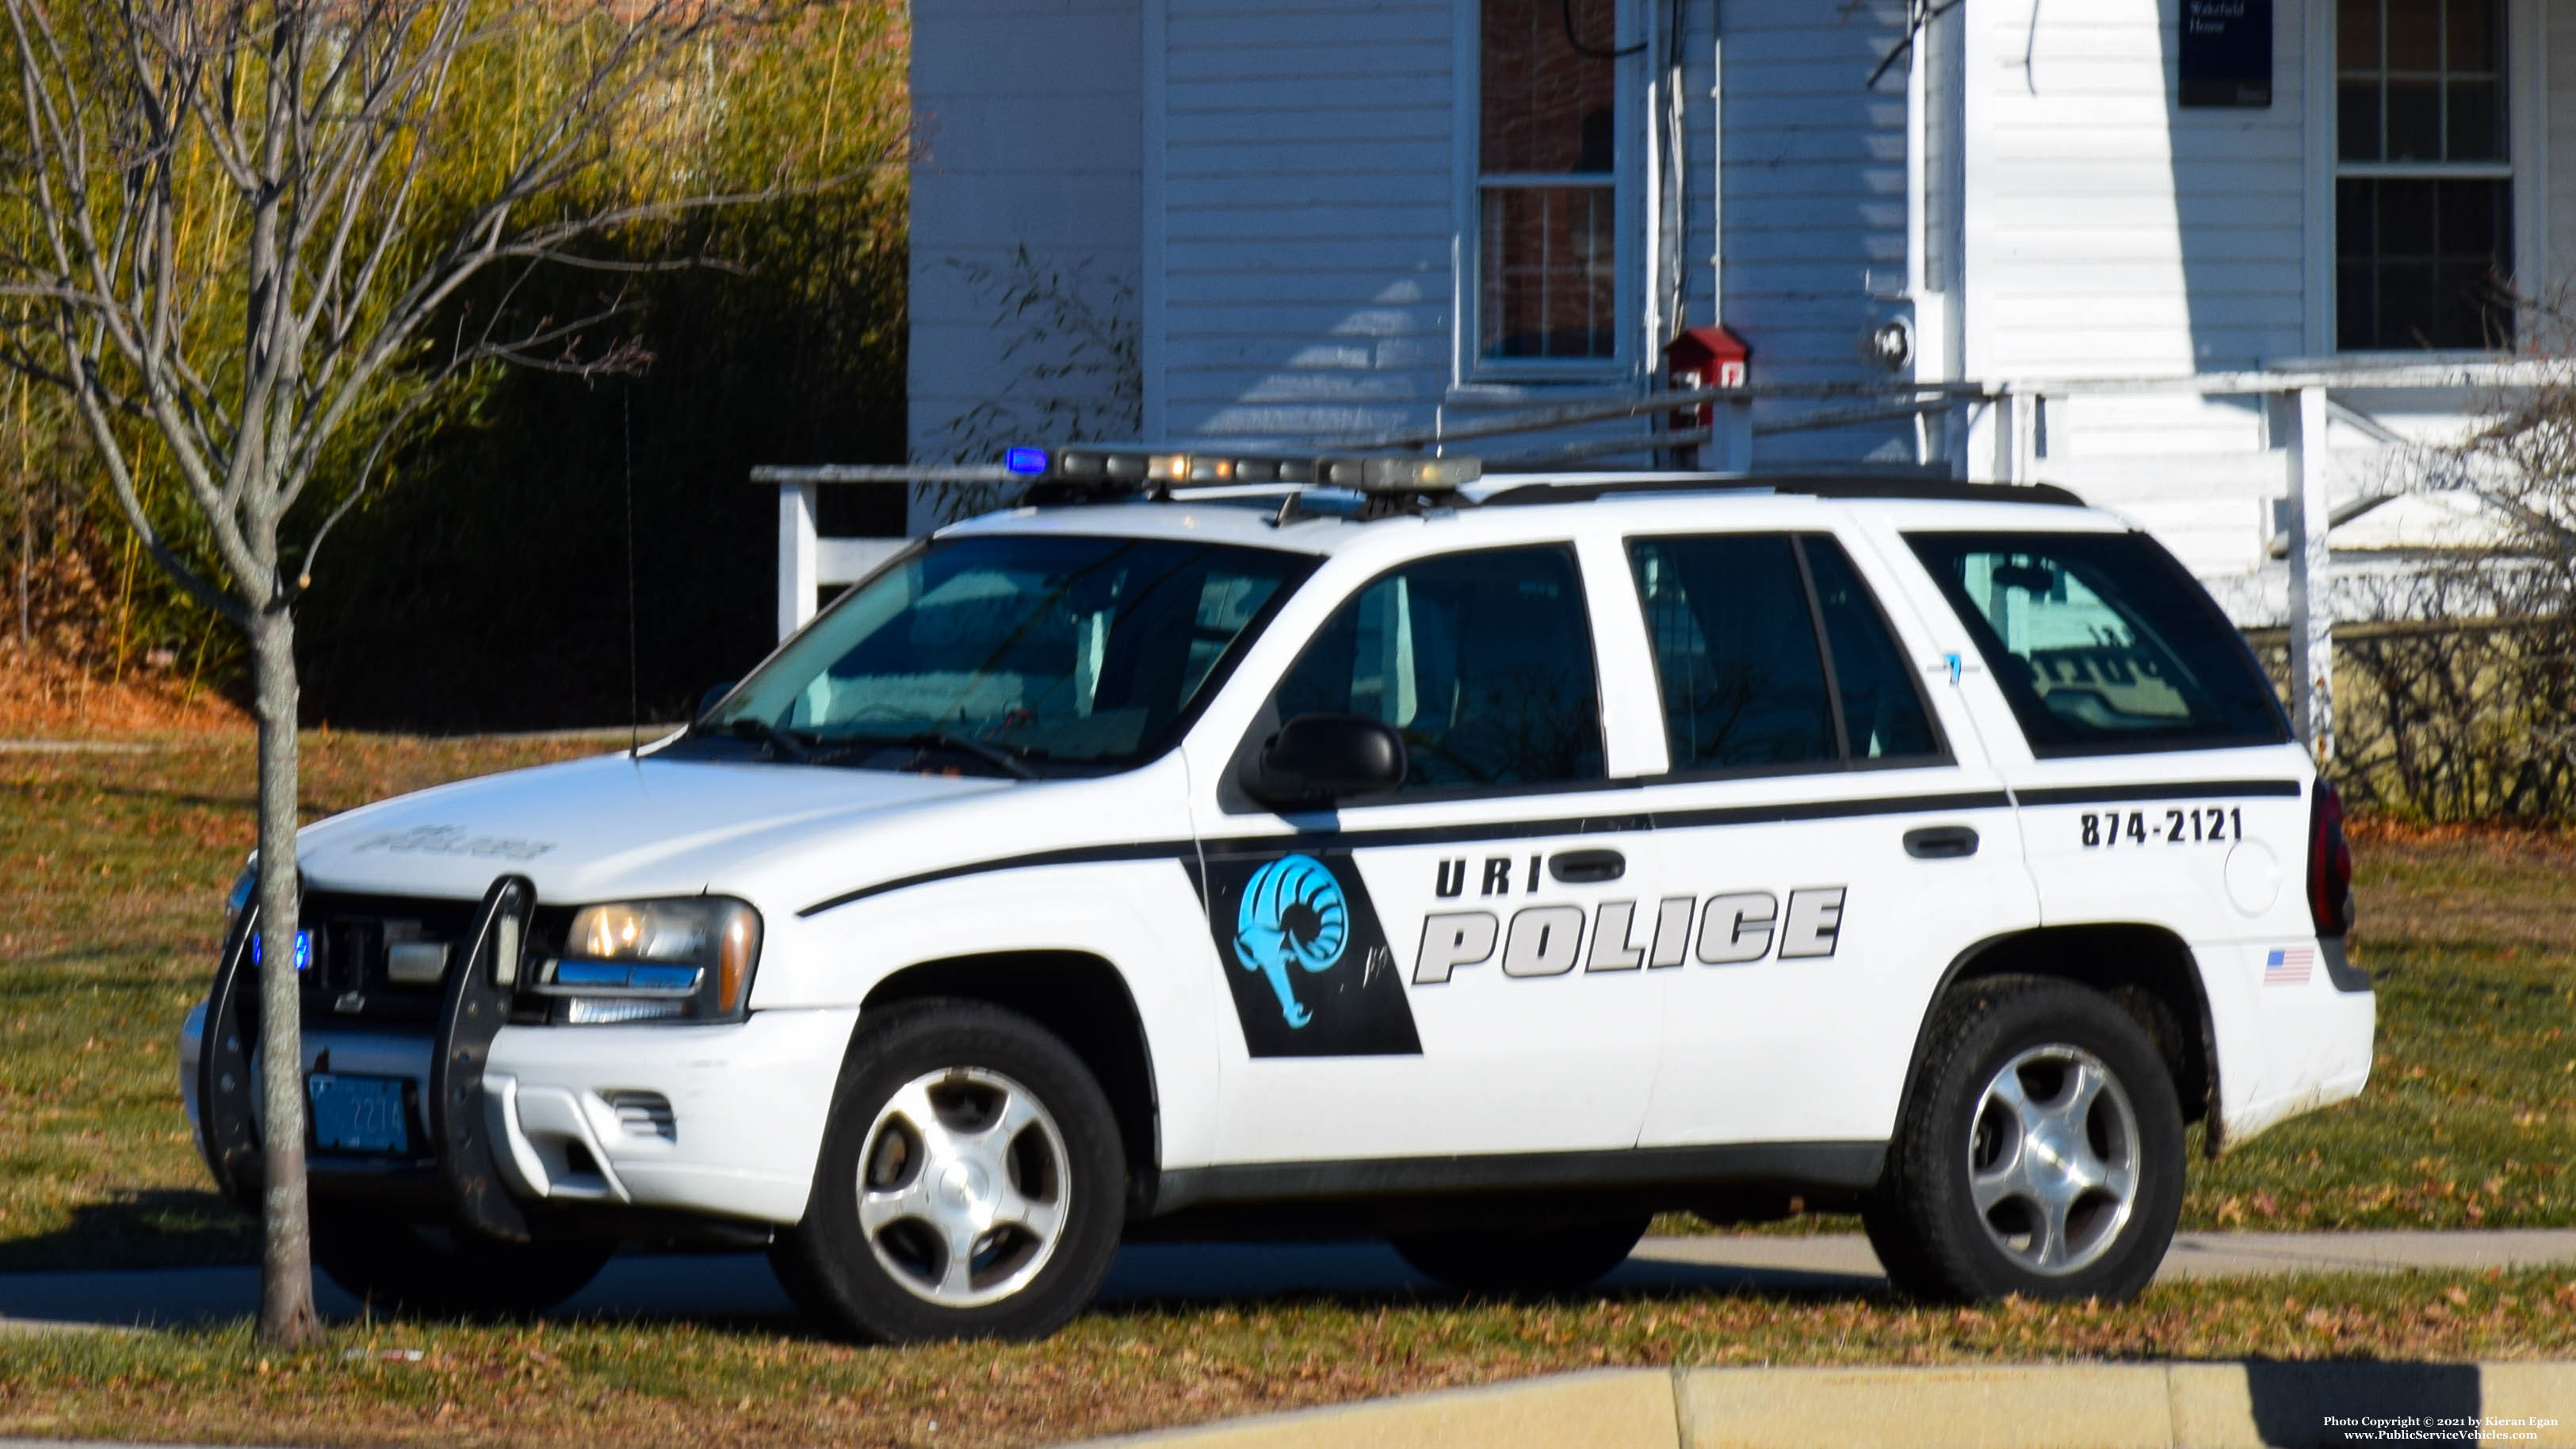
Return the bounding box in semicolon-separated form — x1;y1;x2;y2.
1547;848;1626;884
1904;825;1980;860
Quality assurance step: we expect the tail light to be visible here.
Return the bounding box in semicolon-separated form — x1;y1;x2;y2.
2307;779;2354;936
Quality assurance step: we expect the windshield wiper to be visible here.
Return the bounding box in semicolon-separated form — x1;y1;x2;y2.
904;730;1041;781
808;730;1044;780
709;717;814;763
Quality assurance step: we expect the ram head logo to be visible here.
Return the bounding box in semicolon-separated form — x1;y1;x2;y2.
1232;854;1349;1029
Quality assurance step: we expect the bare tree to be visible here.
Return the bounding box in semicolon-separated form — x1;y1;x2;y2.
928;246;1141;523
0;0;853;1344
2307;293;2576;824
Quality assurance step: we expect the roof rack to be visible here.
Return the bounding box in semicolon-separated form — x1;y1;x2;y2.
1475;472;2087;509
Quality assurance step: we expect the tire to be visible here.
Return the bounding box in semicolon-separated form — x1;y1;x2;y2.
769;1000;1126;1343
1390;1214;1649;1294
1864;975;2184;1304
311;1210;614;1319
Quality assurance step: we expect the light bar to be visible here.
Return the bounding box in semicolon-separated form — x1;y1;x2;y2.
1321;455;1484;492
1022;445;1477;493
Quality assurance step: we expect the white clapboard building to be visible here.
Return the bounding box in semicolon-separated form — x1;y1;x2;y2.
894;0;2574;636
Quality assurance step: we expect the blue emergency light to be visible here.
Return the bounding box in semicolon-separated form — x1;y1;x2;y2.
251;929;314;973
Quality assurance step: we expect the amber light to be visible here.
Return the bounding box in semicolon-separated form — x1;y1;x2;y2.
716;902;762;1015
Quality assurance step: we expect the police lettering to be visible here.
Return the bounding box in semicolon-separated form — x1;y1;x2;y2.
1411;886;1848;984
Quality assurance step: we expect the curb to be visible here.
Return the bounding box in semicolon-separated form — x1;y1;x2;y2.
1072;1363;2576;1449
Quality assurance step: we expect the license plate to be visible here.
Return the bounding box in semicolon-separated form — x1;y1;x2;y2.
308;1072;411;1154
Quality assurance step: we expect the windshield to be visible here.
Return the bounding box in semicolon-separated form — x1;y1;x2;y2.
696;533;1314;776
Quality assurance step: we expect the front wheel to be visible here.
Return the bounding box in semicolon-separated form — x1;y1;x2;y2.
311;1212;614;1319
1864;976;2184;1303
770;1000;1126;1343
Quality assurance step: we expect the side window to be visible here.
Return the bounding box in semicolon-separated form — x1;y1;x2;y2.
1802;538;1942;762
1629;533;1945;774
1270;545;1604;790
1630;535;1834;770
1905;531;2291;756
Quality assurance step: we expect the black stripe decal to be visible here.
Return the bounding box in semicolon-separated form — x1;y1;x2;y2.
1200;812;1650;858
1650;789;2012;832
802;787;2035;915
2012;778;2303;808
798;840;1193;917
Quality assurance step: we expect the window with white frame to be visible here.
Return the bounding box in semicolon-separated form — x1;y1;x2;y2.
2334;0;2513;350
1477;0;1622;365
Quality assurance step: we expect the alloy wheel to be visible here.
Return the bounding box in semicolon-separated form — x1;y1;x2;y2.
1965;1044;2142;1276
855;1067;1072;1308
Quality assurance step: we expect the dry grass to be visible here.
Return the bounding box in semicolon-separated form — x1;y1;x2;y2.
0;642;250;736
4;1269;2575;1447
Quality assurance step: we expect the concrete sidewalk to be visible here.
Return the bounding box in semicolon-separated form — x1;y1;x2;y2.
1633;1226;2576;1282
6;1229;2570;1332
1065;1363;2576;1449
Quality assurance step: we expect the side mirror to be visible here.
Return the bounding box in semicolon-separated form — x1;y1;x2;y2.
1246;713;1407;809
696;681;737;721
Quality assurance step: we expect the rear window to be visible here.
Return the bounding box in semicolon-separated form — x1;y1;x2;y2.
1905;531;2288;757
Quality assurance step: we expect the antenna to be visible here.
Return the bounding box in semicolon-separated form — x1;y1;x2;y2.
622;384;640;759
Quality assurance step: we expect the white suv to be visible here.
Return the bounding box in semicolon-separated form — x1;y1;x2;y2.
181;450;2371;1340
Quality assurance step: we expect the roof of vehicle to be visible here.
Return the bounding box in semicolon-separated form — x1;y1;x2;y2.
938;468;2127;557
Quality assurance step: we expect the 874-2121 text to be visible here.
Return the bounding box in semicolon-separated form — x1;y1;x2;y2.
2081;806;2242;848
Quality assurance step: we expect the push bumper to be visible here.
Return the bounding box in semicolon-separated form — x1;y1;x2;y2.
186;877;854;1236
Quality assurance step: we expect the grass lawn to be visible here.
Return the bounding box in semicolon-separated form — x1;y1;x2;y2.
2184;820;2576;1231
0;735;2573;1446
5;1269;2576;1447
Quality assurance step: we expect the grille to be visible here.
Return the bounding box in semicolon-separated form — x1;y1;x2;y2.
293;893;480;1027
606;1091;676;1142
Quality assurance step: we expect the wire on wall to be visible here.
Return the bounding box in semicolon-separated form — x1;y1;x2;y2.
1561;0;1645;59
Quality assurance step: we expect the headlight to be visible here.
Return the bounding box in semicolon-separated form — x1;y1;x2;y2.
535;898;762;1025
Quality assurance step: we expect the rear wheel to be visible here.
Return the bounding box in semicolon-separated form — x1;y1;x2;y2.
311;1211;614;1319
770;1000;1126;1343
1864;975;2183;1303
1390;1214;1649;1294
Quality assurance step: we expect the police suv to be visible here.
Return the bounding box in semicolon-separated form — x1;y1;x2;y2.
181;449;2370;1341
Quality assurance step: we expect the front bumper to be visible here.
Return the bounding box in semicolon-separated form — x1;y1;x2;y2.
483;1008;857;1223
180;1005;857;1228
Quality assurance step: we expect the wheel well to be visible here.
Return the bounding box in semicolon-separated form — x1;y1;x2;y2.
1932;924;2215;1132
861;952;1160;1205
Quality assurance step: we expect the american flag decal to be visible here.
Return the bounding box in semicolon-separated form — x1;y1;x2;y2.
2265;947;2314;985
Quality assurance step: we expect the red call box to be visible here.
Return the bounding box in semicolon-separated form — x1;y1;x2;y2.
1664;323;1749;430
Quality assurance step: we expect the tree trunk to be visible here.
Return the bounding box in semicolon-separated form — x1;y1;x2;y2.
250;607;321;1348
